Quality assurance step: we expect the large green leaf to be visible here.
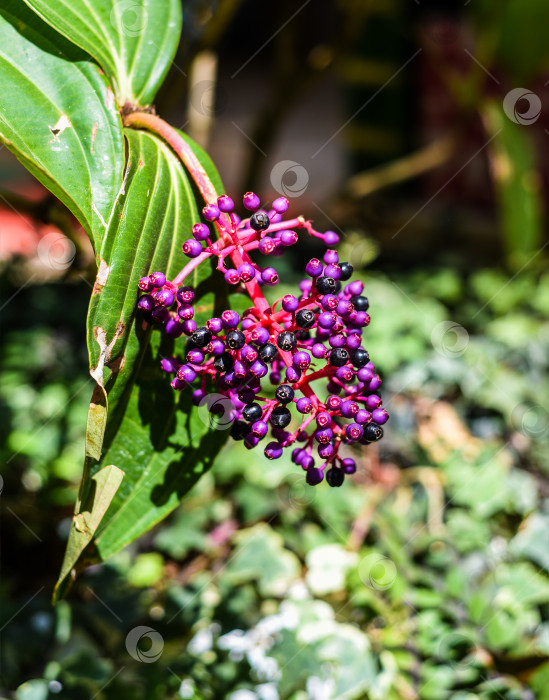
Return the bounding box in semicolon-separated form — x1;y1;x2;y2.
23;0;182;106
55;128;230;597
0;0;125;252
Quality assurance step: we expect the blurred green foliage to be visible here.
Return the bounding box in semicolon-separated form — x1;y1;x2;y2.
2;259;548;699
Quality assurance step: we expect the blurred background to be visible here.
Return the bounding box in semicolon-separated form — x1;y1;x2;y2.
1;1;549;698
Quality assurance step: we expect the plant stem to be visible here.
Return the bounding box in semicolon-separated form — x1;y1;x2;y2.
123;112;218;205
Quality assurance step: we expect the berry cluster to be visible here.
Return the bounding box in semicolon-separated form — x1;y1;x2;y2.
137;193;388;486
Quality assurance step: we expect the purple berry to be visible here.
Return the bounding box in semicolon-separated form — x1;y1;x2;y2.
299;279;312;294
323;231;339;246
323;249;339;264
316;411;331;427
337;299;353;317
238;263;256;283
345;423;363;441
341;458;356;474
329;334;346;349
369;374;382;391
258;237;276;255
306;468;324;485
138;295;155;312
183;239;203;258
182;319;197;335
203;203;220;221
318;442;334;459
261;267;279;285
324;263;341;280
282;294;299;313
356;409;371;425
250;360;268;378
149;272;166;288
241;344;258;363
340;401;359;418
326;395;341;411
301;454;315;470
209;339;225;355
250;326;270;346
178;304;194;320
161;357;180;373
347;280;364;296
252;420;269;438
366;394;382;410
265;442;283;459
192;388;206;405
192;223;210;241
138;276;152;292
285;366;301;383
346;333;362;350
280;230;298;246
243;191;261;210
221;310;240;329
321;295;338;310
244;434;260;450
305;258;323;277
296;397;313;414
225;269;240;285
309;343;325;360
315;427;333;444
176;286;195;304
371;408;389;425
176;364;197;383
151;307;170;323
217;194;234;212
187;349;205;364
165;318;185;337
207;317;223;334
293;351;311;370
357;367;374;383
335;366;354;383
272;196;289;213
318;311;336;329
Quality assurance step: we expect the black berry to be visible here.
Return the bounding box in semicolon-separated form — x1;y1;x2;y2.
191;326;212;347
243;403;263;422
250;211;270;231
339;262;353;281
295;329;310;341
316;276;337;295
326;467;345;487
351;295;369;311
364;424;383;442
295;309;316;329
270;406;291;428
230;420;249;440
350;348;369;368
225;329;245;350
258;342;278;363
275;384;295;404
329;347;349;367
276;331;297;352
213;352;234;372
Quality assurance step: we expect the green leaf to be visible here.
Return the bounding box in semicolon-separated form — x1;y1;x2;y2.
56;127;230;585
23;0;182;106
0;0;125;252
53;465;124;602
